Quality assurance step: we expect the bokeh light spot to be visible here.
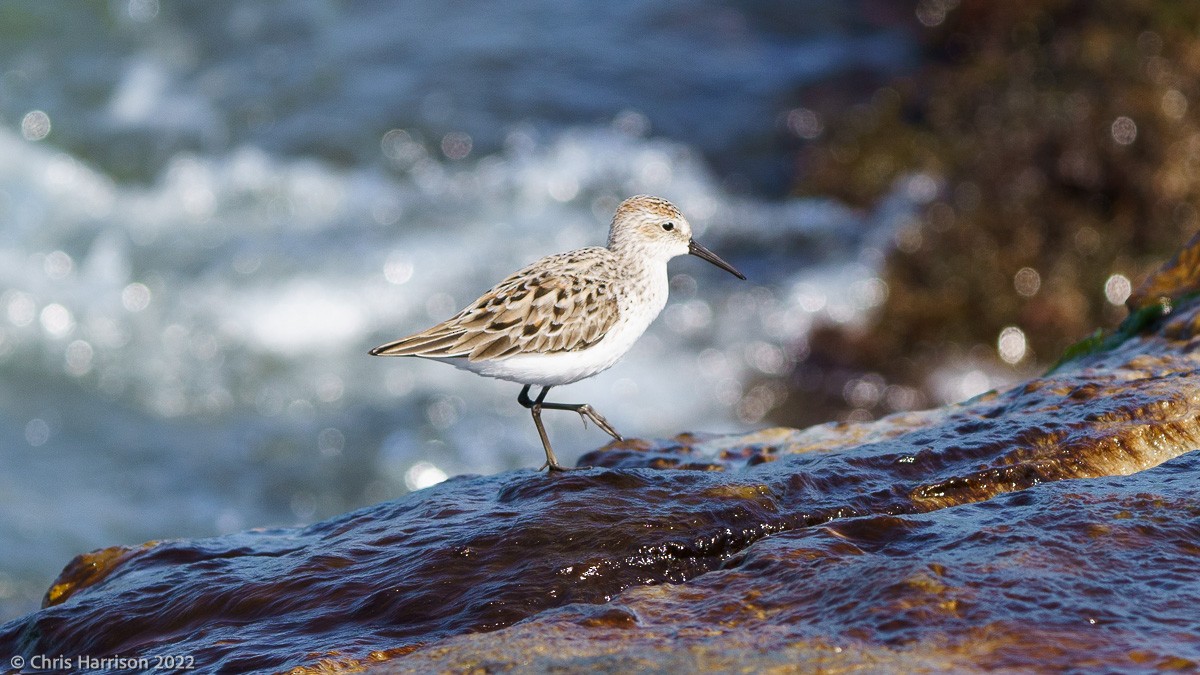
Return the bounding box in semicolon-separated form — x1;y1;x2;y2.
958;369;991;400
127;0;160;22
383;252;414;285
381;129;427;168
1162;90;1188;120
904;174;940;203
915;0;959;28
318;428;345;457
6;292;36;327
851;277;888;309
1104;274;1131;305
25;418;50;447
40;304;74;338
1014;267;1041;297
65;339;94;376
290;492;317;521
121;283;152;312
613;110;650;137
44;251;74;280
547;176;579;202
997;326;1027;365
787;108;823;139
21;111;51;141
316;374;345;403
405;461;448;491
440;132;473;160
1111;116;1137;145
844;374;885;408
425;397;459;429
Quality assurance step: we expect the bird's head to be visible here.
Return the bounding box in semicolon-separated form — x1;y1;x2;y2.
608;195;745;279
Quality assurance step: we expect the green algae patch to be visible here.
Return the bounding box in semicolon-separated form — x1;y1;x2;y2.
1048;298;1174;373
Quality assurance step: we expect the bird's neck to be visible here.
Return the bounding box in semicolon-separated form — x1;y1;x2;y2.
608;230;662;258
608;240;665;274
607;247;668;293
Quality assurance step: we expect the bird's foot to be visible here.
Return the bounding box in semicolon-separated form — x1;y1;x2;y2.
575;405;623;441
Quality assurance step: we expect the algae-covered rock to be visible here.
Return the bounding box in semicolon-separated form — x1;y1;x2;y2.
3;236;1200;672
782;0;1200;427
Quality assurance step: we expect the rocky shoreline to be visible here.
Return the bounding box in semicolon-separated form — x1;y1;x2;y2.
3;236;1200;672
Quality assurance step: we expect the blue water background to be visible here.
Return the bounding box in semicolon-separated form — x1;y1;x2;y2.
0;1;919;620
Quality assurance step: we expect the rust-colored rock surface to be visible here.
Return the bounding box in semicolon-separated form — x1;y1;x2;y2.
4;238;1200;672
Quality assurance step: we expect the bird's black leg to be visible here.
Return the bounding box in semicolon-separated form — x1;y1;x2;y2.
518;385;622;472
518;385;571;472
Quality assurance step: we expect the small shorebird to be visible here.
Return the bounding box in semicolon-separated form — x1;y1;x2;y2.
370;195;745;471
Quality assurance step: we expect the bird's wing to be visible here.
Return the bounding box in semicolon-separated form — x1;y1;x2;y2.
370;253;620;361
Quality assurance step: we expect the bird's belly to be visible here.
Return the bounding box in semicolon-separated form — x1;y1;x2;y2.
439;275;668;387
447;311;655;387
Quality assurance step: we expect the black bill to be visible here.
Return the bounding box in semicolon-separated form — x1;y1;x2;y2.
688;239;746;280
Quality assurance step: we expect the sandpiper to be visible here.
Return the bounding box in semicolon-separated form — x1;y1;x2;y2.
370;195;745;471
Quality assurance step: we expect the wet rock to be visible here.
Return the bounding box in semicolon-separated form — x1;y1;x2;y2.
4;240;1200;672
373;455;1200;674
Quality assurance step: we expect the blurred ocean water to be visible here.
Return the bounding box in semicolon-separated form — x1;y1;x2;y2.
0;1;916;620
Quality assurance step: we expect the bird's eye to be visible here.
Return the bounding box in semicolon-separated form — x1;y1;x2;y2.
662;221;675;231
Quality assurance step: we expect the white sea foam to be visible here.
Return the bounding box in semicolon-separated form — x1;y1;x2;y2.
0;116;920;455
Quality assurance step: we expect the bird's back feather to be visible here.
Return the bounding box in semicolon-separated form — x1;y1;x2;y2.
369;248;621;361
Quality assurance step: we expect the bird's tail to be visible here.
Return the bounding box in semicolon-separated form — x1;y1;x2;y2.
369;330;463;357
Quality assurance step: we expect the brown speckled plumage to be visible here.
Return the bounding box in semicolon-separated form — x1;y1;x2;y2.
369;250;623;360
370;195;744;471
